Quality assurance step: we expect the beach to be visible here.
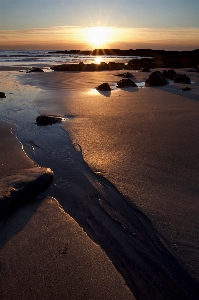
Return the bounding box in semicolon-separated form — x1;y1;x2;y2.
1;65;199;299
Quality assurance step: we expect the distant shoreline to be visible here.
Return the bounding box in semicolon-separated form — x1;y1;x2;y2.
49;48;199;68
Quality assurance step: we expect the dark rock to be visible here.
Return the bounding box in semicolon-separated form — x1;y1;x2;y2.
28;67;44;73
115;72;134;78
162;69;176;79
96;82;111;91
182;87;191;91
0;167;53;218
174;74;191;84
0;92;6;98
117;79;138;88
128;58;156;69
145;71;169;86
140;67;151;72
51;62;125;72
36;115;63;126
188;69;197;72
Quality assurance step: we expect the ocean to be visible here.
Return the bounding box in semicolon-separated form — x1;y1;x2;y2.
0;50;138;67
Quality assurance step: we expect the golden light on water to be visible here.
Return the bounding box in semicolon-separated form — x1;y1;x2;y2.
94;57;103;64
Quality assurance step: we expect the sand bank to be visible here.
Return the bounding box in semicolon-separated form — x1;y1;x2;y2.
1;68;199;299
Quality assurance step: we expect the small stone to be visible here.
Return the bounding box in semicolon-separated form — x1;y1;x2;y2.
182;87;191;91
0;92;6;98
36;115;63;126
140;68;151;72
28;67;44;73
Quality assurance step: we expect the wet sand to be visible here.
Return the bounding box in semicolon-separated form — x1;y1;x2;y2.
20;69;199;280
0;122;134;299
1;68;199;299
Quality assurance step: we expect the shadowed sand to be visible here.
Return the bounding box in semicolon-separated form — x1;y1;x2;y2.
1;68;199;299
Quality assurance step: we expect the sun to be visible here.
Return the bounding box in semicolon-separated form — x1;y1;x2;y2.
85;27;112;48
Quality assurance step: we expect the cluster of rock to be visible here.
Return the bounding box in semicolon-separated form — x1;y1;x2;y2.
128;58;155;70
51;62;126;72
96;69;192;90
96;78;138;91
145;70;191;86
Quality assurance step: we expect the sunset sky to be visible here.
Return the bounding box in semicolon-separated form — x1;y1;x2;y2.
0;0;199;50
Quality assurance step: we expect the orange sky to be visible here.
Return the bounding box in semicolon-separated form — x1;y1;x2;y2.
1;26;199;51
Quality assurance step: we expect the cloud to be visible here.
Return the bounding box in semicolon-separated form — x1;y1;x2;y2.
1;26;199;50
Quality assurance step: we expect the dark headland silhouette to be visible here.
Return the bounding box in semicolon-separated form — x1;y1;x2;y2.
49;48;199;68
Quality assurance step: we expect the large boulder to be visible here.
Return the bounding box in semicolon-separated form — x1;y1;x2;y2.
36;115;63;126
162;69;176;79
145;71;169;86
117;79;137;88
96;82;111;91
174;74;191;84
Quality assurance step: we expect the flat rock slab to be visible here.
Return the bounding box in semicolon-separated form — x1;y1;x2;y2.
0;167;53;218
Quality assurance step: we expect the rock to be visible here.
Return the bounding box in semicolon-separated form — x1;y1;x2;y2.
162;69;176;79
36;115;63;126
28;67;44;73
0;92;6;98
96;82;111;91
117;79;138;88
145;71;169;86
128;58;156;69
0;167;53;218
174;74;191;84
115;72;134;78
182;87;191;91
51;62;125;72
140;68;151;72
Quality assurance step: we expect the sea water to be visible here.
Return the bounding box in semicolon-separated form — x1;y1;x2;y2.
0;50;139;67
